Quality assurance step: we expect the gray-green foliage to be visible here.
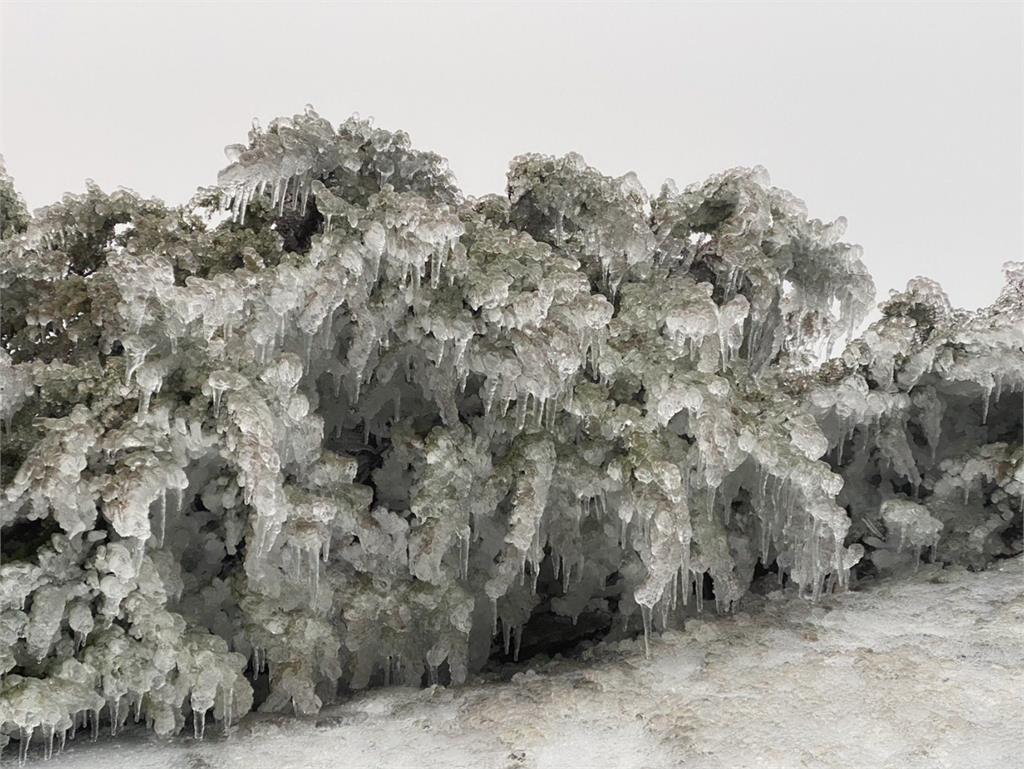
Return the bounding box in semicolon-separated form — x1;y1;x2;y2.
0;108;1020;757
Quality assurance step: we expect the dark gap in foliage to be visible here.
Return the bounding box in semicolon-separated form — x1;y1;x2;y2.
249;668;272;709
997;517;1023;558
486;551;615;669
418;659;452;688
752;557;779;580
1;516;61;562
701;572;717;601
276;201;324;255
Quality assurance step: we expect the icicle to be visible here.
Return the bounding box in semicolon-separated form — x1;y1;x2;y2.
516;393;530;431
43;724;54;761
154;490;167;547
679;567;690;608
640;605;653;658
300;177;311;216
18;726;33;766
430;249;441;289
124;346;151;386
513;626;523;662
304;333;314;371
110;696;121;736
194;708;206;740
132;536;145;572
491;598;498;636
309;544;320;600
137;387;153;421
461;530;470;580
502;620;512;655
224;683;235;731
90;708;99;741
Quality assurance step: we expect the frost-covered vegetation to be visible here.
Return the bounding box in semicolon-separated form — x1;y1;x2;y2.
0;109;1020;761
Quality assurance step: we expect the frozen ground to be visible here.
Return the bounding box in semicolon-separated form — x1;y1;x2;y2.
15;557;1023;769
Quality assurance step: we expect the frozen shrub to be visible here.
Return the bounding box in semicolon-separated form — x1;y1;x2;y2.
0;109;1020;755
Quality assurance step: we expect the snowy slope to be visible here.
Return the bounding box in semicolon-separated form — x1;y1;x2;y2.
17;557;1023;769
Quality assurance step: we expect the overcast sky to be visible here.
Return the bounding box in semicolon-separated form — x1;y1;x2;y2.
2;2;1021;310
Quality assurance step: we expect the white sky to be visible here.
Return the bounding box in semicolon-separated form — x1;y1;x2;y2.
1;2;1021;310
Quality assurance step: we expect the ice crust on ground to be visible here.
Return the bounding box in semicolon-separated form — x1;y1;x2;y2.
0;110;1021;756
15;557;1024;769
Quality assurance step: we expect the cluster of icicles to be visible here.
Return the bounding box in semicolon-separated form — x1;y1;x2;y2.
0;108;1020;764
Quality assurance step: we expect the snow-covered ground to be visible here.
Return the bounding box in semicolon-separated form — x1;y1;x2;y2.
18;557;1023;769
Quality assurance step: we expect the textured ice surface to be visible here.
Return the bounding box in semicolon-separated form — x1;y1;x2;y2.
0;109;1021;754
